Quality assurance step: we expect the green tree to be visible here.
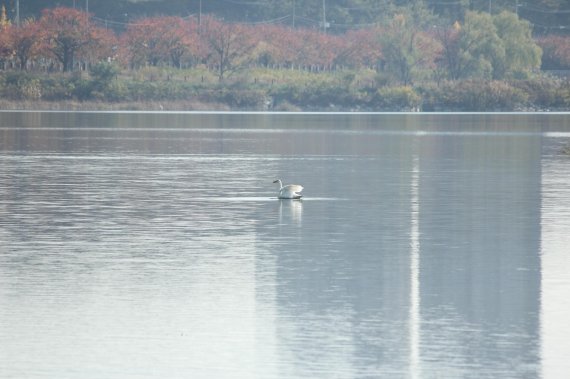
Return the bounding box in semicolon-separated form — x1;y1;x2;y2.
493;11;541;78
90;61;119;90
458;11;503;79
379;6;441;85
448;11;541;80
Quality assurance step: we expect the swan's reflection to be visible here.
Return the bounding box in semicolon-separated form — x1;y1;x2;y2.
278;199;303;226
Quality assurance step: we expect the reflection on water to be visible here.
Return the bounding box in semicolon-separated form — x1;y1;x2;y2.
278;200;303;226
1;112;570;378
541;153;570;379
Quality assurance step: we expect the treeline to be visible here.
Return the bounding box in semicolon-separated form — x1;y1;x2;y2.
3;5;570;78
4;0;570;35
1;5;570;111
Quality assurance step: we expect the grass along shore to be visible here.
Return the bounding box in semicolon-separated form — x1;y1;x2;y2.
1;67;570;112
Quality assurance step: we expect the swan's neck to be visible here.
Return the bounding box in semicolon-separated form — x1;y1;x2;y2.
276;180;283;188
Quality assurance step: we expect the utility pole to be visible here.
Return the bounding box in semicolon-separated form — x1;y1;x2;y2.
15;0;19;27
292;0;296;28
322;0;326;34
86;0;89;14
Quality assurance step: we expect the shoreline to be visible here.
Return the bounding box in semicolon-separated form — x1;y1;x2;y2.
1;100;569;114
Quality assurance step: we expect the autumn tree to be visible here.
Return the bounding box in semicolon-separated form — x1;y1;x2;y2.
537;35;570;70
9;19;43;70
286;28;331;68
341;28;383;68
120;20;155;68
380;13;442;85
121;16;199;69
257;26;346;69
80;25;117;66
39;7;115;72
161;17;200;68
251;24;296;67
434;21;466;80
201;16;257;81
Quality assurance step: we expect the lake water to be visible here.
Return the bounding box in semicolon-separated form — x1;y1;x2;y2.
1;111;570;379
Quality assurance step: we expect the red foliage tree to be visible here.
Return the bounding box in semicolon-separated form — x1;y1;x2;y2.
251;24;296;67
342;28;383;68
39;7;115;72
120;20;152;68
121;16;198;69
537;35;570;70
200;16;257;81
162;17;200;68
254;26;329;68
9;19;43;70
432;22;463;80
81;25;117;65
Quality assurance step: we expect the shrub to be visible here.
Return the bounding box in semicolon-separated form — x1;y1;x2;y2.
90;62;120;91
510;76;564;109
372;86;421;111
270;79;358;109
199;88;267;109
1;72;42;100
420;80;527;111
38;76;74;100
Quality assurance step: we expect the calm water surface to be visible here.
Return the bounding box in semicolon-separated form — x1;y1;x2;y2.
1;112;570;379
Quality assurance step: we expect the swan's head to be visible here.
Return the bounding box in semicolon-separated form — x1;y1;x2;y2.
273;179;280;184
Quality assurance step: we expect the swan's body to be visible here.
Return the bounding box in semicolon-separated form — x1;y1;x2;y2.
273;179;303;199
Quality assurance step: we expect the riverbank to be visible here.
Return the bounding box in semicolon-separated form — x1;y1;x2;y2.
1;97;568;113
0;99;232;112
2;68;570;112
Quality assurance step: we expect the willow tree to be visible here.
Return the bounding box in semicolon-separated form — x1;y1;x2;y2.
493;11;541;78
450;11;541;80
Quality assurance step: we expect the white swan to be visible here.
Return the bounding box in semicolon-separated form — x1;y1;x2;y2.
273;179;303;199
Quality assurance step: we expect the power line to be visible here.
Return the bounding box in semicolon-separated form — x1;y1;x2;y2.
220;0;271;6
519;4;570;14
426;1;464;5
243;14;291;25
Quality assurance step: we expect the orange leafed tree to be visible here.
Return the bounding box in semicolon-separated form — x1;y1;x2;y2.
120;19;154;68
160;17;200;68
121;16;199;69
342;28;383;68
9;19;43;70
537;35;570;70
200;16;257;81
39;7;115;72
257;27;349;69
250;24;290;67
81;25;117;64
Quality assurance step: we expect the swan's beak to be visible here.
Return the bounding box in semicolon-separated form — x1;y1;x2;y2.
273;180;279;183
